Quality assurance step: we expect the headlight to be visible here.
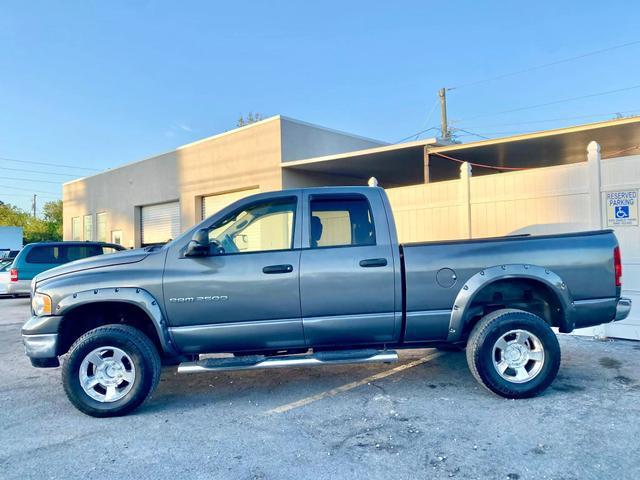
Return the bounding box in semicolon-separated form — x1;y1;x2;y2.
32;292;52;316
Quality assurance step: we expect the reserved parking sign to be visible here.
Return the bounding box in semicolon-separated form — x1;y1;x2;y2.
606;190;639;226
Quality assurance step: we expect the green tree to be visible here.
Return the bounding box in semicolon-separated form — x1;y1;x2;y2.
42;200;63;239
237;112;265;128
0;200;63;244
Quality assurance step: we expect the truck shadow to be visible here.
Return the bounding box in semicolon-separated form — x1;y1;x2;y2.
141;350;583;415
139;341;640;416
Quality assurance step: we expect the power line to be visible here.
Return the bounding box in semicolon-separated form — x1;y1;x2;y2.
451;128;490;140
453;83;640;123
0;156;101;172
0;192;59;199
0;184;60;195
455;109;640;130
431;152;528;171
0;176;64;185
448;39;640;91
603;144;640;159
1;166;79;178
395;127;439;144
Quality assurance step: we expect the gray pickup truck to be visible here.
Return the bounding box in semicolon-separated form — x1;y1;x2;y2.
22;186;631;417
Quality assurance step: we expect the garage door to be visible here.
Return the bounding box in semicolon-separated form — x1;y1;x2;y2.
141;201;180;246
201;188;259;220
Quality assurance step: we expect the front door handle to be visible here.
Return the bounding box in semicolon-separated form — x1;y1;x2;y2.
263;264;294;274
359;258;388;268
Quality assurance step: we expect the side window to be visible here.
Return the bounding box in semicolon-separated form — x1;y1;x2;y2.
310;196;376;248
25;246;64;264
64;245;103;262
71;217;81;241
83;214;94;241
96;212;108;242
102;246;121;255
207;197;296;254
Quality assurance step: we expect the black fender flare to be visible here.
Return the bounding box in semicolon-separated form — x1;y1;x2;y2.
447;264;575;342
56;287;178;356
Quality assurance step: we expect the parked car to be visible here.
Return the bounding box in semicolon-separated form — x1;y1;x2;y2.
0;259;13;295
22;186;630;417
8;242;125;296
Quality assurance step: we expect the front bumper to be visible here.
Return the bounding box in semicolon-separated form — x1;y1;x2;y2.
22;315;63;367
615;297;632;321
22;333;58;358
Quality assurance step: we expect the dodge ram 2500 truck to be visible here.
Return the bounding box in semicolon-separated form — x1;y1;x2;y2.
22;186;631;417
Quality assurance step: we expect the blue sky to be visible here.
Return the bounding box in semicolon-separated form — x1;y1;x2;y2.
1;0;640;211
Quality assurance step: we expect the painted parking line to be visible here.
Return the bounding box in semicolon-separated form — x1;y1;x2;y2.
266;351;446;415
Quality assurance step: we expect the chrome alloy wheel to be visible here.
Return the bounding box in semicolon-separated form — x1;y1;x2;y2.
492;329;545;383
79;346;136;402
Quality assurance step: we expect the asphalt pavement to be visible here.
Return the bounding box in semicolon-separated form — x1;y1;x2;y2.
1;296;639;479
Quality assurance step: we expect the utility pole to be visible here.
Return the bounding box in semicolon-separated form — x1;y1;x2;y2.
32;194;37;218
439;87;450;142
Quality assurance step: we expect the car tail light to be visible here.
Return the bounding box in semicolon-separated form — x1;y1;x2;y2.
614;246;622;287
10;268;18;282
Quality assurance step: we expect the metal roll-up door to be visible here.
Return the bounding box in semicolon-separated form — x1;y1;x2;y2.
141;201;180;245
201;188;259;220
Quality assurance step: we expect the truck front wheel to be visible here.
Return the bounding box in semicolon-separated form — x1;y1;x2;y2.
62;324;161;417
466;309;560;399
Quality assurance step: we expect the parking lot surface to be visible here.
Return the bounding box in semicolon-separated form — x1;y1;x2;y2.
1;296;639;479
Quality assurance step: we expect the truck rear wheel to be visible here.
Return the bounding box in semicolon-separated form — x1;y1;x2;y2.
62;324;161;417
466;309;560;399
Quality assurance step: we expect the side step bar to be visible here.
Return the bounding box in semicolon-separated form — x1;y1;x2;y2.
177;349;398;374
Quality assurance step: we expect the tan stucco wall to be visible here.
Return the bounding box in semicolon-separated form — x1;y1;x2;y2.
63;118;284;248
63;116;388;248
175;117;283;229
63;152;179;249
280;117;385;162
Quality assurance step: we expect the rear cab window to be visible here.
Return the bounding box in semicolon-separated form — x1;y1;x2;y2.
309;195;376;248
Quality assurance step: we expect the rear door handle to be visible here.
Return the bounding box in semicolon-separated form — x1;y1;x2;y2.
263;264;294;274
359;258;388;268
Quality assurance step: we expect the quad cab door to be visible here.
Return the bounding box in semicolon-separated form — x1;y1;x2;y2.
162;191;304;354
299;189;399;347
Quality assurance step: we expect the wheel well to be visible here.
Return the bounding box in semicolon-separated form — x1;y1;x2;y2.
461;278;564;339
57;302;162;356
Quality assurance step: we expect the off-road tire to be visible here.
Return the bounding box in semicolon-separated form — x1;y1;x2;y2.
466;309;560;399
62;324;161;417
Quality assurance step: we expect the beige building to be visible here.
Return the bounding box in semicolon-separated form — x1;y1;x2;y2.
63;116;391;248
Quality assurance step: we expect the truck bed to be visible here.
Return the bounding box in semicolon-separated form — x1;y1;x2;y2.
400;230;619;342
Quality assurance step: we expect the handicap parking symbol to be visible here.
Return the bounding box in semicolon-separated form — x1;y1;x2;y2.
615;205;630;219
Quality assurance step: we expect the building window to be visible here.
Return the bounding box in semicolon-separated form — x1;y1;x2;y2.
83;214;93;241
111;230;123;246
71;217;81;241
96;212;107;242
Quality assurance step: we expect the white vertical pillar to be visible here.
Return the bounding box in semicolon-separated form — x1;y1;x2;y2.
587;141;603;229
587;141;607;338
460;161;472;239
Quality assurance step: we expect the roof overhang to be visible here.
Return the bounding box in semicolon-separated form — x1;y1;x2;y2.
426;116;640;180
281;138;440;187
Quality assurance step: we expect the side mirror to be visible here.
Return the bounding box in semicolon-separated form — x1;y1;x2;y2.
185;228;210;257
